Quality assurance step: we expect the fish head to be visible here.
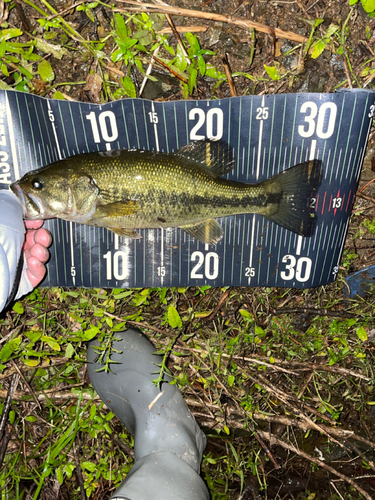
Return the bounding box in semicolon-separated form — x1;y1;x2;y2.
10;163;100;221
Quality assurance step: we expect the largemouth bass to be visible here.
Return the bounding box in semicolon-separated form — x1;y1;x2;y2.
10;141;322;244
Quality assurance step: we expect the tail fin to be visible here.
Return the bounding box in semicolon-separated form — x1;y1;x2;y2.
265;159;322;237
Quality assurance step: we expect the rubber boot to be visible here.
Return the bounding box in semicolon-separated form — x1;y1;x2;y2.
87;328;210;500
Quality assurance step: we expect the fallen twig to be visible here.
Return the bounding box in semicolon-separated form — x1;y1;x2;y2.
0;374;20;441
204;289;231;322
153;0;191;63
0;357;70;380
152;55;188;84
10;359;41;410
222;53;237;97
73;440;87;500
0;374;19;468
139;46;160;97
357;191;375;205
157;26;207;34
115;0;309;43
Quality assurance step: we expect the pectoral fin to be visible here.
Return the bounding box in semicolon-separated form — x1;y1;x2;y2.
95;200;140;218
180;219;223;244
108;228;142;239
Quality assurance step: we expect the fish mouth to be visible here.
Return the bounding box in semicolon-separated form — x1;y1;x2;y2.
10;183;43;219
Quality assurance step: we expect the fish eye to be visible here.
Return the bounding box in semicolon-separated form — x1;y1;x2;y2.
31;177;44;190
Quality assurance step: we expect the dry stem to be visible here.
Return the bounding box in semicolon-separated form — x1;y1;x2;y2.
114;0;308;43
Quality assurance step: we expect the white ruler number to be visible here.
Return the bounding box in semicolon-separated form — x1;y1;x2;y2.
298;101;337;139
191;251;219;280
86;111;119;143
104;250;128;280
280;255;312;283
189;108;224;141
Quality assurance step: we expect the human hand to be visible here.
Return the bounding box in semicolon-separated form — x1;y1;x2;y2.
23;220;52;288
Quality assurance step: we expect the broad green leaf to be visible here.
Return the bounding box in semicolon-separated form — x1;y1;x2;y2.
89;404;97;420
23;359;39;367
84;325;100;340
17;64;33;80
175;43;188;72
188;66;198;94
56;466;64;485
197;54;206;76
25;416;37;422
52;91;66;100
64;463;75;479
114;13;129;42
120;76;136;98
85;7;95;23
194;311;212;318
81;461;96;472
362;0;375;12
349;0;359;4
355;351;366;358
228;375;235;387
239;308;253;320
12;302;24;314
9;410;15;424
65;343;74;358
310;40;327;59
38;59;55;83
0;335;22;362
25;331;42;342
0;38;6;58
1;28;22;41
167;305;182;328
356;326;368;341
42;336;61;351
264;64;280;80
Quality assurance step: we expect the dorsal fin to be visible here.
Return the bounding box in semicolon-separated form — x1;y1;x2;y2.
172;140;236;176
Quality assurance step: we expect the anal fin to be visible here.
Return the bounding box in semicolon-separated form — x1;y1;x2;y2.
180;218;223;244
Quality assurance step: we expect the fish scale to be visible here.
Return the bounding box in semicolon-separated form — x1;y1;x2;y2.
11;140;322;245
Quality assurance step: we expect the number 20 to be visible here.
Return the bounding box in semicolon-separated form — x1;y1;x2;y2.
191;251;219;280
189;108;223;141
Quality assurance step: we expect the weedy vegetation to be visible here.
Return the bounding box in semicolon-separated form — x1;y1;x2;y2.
0;1;375;499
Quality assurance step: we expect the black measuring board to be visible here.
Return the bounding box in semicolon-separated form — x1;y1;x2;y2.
0;89;374;289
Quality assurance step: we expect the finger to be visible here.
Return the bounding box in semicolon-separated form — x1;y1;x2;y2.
34;228;52;248
23;228;52;252
24;220;44;230
26;257;46;287
29;242;50;263
23;229;36;251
